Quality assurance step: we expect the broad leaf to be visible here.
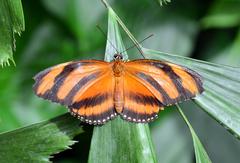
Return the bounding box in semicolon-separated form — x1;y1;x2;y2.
0;0;25;66
88;6;157;163
0;114;83;162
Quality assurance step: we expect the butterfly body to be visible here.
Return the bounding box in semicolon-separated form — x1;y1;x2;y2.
112;60;124;77
112;56;125;113
33;57;204;125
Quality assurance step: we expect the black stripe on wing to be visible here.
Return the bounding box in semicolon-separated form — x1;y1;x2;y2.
69;93;109;109
152;61;204;97
136;60;203;105
33;68;52;94
152;62;194;100
41;62;80;101
34;63;101;105
135;72;176;105
128;92;163;107
33;60;103;95
183;67;204;93
63;71;101;105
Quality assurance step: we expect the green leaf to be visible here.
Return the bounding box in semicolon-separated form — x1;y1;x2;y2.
89;118;157;163
88;4;157;163
142;48;240;139
0;114;83;162
177;105;212;163
104;9;128;61
0;0;25;66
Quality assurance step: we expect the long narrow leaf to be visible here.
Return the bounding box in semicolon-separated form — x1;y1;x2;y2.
0;114;83;162
88;4;157;163
0;0;25;66
177;105;212;163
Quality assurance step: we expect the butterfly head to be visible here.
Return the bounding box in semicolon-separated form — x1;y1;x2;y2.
113;53;123;61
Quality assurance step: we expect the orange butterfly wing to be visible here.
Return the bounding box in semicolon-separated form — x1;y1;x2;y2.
69;72;116;125
124;59;204;107
119;59;203;123
33;60;116;125
121;71;162;123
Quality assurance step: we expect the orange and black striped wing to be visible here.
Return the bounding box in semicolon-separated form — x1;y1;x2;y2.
125;59;204;106
69;72;116;125
121;72;163;123
33;60;116;125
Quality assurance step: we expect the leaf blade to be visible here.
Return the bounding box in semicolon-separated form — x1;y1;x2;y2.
177;105;212;163
0;0;25;66
0;114;83;162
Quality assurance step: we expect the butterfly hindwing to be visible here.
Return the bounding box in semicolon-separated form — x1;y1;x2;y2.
125;59;204;106
69;72;116;125
121;72;163;123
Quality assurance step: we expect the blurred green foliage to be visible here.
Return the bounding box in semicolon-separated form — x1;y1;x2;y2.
0;0;240;162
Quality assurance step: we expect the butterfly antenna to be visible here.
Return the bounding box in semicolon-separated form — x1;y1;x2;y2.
120;34;154;59
96;25;120;54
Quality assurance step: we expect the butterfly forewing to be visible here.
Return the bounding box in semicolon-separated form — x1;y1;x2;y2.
33;60;109;104
125;59;204;106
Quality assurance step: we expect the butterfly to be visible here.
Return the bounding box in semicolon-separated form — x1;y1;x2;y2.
33;54;204;125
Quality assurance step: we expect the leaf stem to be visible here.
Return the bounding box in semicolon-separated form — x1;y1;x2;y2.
176;104;193;129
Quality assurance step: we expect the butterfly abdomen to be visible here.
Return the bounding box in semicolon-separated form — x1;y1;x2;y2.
114;76;124;113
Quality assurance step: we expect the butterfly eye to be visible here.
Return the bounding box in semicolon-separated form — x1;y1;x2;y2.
114;54;123;60
114;54;118;59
